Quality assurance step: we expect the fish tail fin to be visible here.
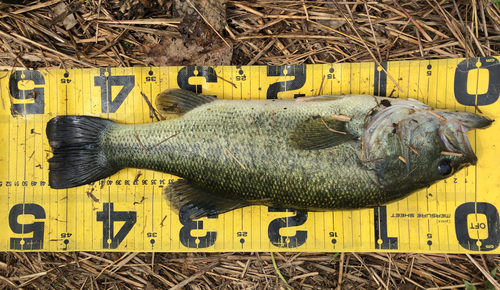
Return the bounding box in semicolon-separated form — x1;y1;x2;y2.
46;116;119;189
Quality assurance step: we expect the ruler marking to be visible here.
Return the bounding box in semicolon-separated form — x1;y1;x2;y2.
341;63;344;95
37;85;41;249
349;63;352;94
417;219;420;251
249;204;251;250
332;213;335;250
396;218;400;250
350;210;353;248
239;208;242;250
416;60;421;102
7;76;11;249
150;74;155;234
15;112;18;196
3;60;500;252
358;63;361;94
433;61;438;212
396;60;400;98
405;61;410;100
416;183;419;212
329;64;332;94
426;189;429;212
62;77;68;238
426;60;430;105
358;211;362;249
67;72;74;235
376;208;381;249
407;218;410;251
444;60;448;214
341;209;345;248
260;206;263;250
89;69;93;250
23;114;27;213
474;62;480;222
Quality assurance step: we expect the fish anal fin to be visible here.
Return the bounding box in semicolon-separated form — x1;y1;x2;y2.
289;115;357;150
164;179;249;220
155;89;217;116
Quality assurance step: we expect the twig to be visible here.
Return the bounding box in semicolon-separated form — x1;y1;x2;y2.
134;131;148;153
408;145;420;156
337;252;345;289
330;115;351;122
204;69;237;88
330;0;404;93
11;0;63;15
87;29;128;59
391;0;433;42
465;254;500;289
185;0;230;47
320;117;346;134
247;39;276;65
318;75;326;95
96;18;182;25
364;3;382;62
150;132;180;149
428;110;446;121
140;91;164;121
0;31;96;67
224;146;246;169
440;151;462;157
467;25;486;57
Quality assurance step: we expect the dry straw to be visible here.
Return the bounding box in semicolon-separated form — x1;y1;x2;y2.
0;0;499;288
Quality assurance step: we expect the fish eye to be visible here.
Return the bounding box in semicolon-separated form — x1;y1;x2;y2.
438;159;453;176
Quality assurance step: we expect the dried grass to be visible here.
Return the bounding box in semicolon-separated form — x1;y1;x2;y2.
0;0;498;69
0;252;499;289
1;0;500;288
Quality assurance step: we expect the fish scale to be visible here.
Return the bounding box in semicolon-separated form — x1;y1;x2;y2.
46;89;492;219
103;96;385;210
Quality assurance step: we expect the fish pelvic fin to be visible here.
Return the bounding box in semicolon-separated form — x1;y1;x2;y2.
46;116;119;189
164;179;249;220
288;115;357;150
155;89;217;116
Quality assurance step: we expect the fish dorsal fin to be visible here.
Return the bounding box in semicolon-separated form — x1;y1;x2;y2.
155;89;217;116
164;179;249;220
289;115;357;150
295;95;345;102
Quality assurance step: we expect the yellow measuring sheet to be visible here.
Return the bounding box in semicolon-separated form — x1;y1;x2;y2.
1;57;499;253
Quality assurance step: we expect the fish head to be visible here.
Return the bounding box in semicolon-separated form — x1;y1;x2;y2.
363;99;492;198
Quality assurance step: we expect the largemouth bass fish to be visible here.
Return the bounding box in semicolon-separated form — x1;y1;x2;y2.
47;89;492;219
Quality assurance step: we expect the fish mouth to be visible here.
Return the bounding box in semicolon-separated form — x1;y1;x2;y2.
436;111;493;165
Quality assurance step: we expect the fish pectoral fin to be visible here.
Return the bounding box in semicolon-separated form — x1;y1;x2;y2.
289;116;357;150
164;179;249;220
155;89;217;116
